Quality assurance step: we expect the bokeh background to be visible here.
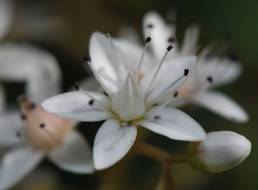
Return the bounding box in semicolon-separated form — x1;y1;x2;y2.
2;0;258;189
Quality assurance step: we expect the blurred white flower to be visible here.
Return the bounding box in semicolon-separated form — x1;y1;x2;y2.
43;32;206;170
118;11;248;123
188;131;251;173
0;46;93;190
0;0;13;40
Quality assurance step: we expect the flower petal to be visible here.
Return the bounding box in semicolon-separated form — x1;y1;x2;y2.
197;57;242;87
140;107;206;141
93;119;137;170
114;38;155;75
111;75;145;121
89;32;128;93
193;91;248;123
0;44;61;103
0;111;24;145
143;11;175;60
142;56;196;104
0;146;44;190
190;131;251;173
0;0;13;39
180;25;200;55
42;91;109;122
49;130;94;174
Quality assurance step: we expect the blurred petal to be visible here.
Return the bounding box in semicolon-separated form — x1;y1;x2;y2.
49;130;94;174
93;119;137;170
190;131;251;173
140;107;206;141
198;58;242;87
0;0;13;39
111;75;145;121
181;25;200;55
0;44;61;103
42;91;109;122
143;11;175;60
193;91;248;122
0;111;23;145
0;146;44;190
89;32;128;93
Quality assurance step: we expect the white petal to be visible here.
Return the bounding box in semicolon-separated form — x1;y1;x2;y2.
118;26;141;44
0;111;23;145
143;12;175;60
193;91;248;122
89;32;128;93
0;85;6;112
0;0;13;39
93;119;137;170
0;44;61;103
0;146;44;190
140;107;206;141
180;25;200;55
197;57;242;87
49;130;94;174
42;91;109;122
111;75;145;121
142;56;196;104
114;38;155;75
190;131;251;173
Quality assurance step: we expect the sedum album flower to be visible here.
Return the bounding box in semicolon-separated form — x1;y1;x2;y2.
188;131;251;173
117;11;248;123
0;47;93;190
43;32;206;170
0;97;93;190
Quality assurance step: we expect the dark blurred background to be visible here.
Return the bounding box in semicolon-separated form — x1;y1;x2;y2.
4;0;258;189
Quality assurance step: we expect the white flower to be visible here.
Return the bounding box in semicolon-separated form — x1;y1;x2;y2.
188;131;251;173
0;97;93;190
118;11;248;123
0;0;13;40
43;32;206;170
0;47;93;190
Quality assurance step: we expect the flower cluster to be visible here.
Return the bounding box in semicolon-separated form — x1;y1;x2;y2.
0;6;251;190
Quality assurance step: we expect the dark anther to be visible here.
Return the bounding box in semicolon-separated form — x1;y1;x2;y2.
102;91;109;97
30;103;36;109
174;91;179;98
20;114;27;120
83;56;91;62
16;131;21;138
167;45;173;51
88;99;94;106
146;24;154;28
105;32;112;38
74;83;80;90
152;103;159;107
145;37;152;43
154;115;161;120
184;69;189;76
168;37;175;43
228;53;239;61
206;76;213;83
39;123;45;129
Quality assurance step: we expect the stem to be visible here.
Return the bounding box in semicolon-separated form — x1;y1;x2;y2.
133;141;188;164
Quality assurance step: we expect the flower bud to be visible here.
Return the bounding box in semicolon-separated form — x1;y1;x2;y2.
188;131;251;173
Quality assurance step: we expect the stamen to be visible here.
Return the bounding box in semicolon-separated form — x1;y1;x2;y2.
83;56;91;63
16;131;21;138
184;69;189;76
168;37;175;43
146;24;154;28
146;45;173;93
206;76;213;83
88;99;94;106
154;115;161;120
39;123;45;129
74;83;80;91
173;91;179;98
136;36;152;80
20;113;27;120
30;103;36;109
